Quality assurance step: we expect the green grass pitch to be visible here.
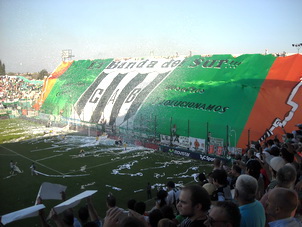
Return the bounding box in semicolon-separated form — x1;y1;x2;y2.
0;119;212;226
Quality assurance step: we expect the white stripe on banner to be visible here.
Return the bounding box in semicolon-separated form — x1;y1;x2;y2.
101;72;138;124
76;57;185;125
80;71;119;122
115;71;158;126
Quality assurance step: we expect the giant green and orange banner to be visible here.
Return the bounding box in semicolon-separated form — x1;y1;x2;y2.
39;54;302;148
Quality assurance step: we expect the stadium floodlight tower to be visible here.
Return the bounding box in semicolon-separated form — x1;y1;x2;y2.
292;43;302;54
61;49;75;61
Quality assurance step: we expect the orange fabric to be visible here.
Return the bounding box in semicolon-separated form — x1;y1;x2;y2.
33;61;73;110
50;61;73;79
238;54;302;147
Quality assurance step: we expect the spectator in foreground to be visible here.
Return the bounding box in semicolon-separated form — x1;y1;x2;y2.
177;184;211;227
234;174;266;227
204;201;241;227
265;187;302;226
158;218;177;227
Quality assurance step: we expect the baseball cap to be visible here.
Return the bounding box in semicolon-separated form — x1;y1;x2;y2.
269;156;286;172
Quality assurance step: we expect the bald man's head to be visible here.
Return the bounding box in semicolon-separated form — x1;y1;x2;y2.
265;188;298;220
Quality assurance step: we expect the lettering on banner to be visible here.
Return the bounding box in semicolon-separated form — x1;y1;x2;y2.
106;59;182;70
125;88;141;103
189;58;242;69
89;89;104;103
160;134;190;147
173;150;190;157
199;154;215;162
154;99;229;114
87;61;104;70
165;85;205;94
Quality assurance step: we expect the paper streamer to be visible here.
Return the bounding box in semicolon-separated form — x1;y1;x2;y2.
35;170;89;178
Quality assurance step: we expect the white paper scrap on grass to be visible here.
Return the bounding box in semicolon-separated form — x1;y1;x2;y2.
53;190;97;214
37;182;67;202
1;204;45;225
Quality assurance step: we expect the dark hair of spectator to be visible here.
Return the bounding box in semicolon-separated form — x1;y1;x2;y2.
160;205;175;220
213;158;221;167
232;165;242;174
246;160;261;180
166;181;175;188
156;190;168;208
286;133;294;139
255;142;261;151
198;172;208;185
182;184;211;211
158;218;177;227
267;139;274;146
84;222;99;227
134;201;146;215
216;201;241;227
120;216;146;227
235;154;242;160
62;209;74;226
281;147;294;163
273;138;280;143
211;169;228;185
270;146;280;156
78;205;89;223
127;199;136;210
149;209;164;227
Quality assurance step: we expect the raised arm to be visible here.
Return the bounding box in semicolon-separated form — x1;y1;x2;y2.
86;196;101;223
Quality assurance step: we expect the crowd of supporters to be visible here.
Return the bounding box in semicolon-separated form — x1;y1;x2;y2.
0;75;43;106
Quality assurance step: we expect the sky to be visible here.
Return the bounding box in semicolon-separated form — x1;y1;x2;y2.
0;0;301;73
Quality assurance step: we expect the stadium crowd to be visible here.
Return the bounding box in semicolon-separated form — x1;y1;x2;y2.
0;75;42;106
8;124;299;227
1;73;302;226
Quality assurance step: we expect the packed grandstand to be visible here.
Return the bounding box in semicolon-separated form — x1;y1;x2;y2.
1;53;302;227
1;53;302;155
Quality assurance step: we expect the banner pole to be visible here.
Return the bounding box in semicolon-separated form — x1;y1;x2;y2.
206;122;209;154
188;119;190;138
170;117;173;146
154;115;157;139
